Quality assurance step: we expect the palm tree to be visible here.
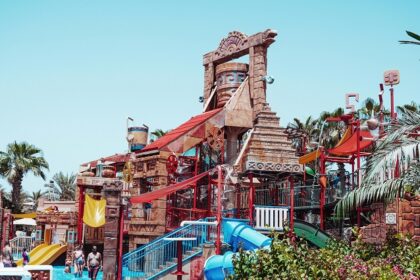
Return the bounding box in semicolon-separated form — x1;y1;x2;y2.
397;102;419;114
318;107;346;149
150;129;169;143
0;142;49;213
49;172;76;201
27;190;44;211
399;31;420;45
288;116;319;152
336;109;420;217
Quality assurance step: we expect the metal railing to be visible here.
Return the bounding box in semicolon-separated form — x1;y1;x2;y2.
254;206;289;231
122;218;216;280
255;184;351;209
10;236;35;260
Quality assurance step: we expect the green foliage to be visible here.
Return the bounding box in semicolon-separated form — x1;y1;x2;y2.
399;30;420;45
229;232;419;280
0;141;49;213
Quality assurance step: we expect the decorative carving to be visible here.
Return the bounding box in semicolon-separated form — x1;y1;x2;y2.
206;127;224;151
246;161;303;173
215;31;248;57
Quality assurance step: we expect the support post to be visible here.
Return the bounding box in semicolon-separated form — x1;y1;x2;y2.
77;186;85;245
103;181;123;280
319;149;326;230
216;166;223;255
248;173;254;226
236;185;241;218
390;86;395;120
117;204;124;280
289;177;294;232
356;120;362;227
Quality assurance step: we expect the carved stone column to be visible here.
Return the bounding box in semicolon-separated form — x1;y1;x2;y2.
103;181;123;280
250;45;267;118
203;62;215;107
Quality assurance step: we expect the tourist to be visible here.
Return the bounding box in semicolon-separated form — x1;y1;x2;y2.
73;245;85;278
1;251;12;267
87;246;102;280
3;242;13;263
64;259;72;274
22;248;30;266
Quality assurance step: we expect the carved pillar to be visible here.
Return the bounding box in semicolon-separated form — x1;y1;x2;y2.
103;181;123;280
203;62;215;107
225;127;243;164
250;45;267;118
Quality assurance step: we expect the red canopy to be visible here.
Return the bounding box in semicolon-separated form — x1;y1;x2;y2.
141;108;223;153
130;171;210;204
328;129;374;156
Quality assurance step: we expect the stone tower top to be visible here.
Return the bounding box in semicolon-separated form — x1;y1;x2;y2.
202;29;277;118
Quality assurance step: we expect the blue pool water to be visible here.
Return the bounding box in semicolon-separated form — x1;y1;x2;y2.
53;266;103;280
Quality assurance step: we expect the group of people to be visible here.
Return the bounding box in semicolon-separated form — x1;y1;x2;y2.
66;245;102;279
0;242;30;267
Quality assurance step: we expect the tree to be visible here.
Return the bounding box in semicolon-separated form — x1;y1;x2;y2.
27;190;44;211
288;116;319;152
397;101;419;114
49;172;76;201
399;30;420;45
0;142;49;213
336;109;420;217
150;129;169;143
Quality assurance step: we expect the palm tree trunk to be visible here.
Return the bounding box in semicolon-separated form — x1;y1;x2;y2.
11;172;23;213
337;163;346;197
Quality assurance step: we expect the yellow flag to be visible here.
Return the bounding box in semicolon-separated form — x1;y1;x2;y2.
83;195;106;228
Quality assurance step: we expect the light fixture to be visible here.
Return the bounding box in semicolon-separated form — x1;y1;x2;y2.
262;75;275;84
198;96;204;103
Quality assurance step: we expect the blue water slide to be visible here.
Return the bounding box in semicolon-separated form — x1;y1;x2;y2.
204;221;271;280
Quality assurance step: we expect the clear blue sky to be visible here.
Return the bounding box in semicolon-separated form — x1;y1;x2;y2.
0;0;419;194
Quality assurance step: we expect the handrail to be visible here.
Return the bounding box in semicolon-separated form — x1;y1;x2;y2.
10;236;35;259
122;217;217;279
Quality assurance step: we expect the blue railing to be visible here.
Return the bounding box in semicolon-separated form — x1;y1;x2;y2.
122;218;217;280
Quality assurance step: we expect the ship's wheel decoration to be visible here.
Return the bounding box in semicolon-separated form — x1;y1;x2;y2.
166;155;178;175
122;161;133;183
206;127;224;151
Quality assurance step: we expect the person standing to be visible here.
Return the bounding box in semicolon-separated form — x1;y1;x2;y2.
3;242;13;263
22;248;30;266
73;245;85;278
87;246;102;280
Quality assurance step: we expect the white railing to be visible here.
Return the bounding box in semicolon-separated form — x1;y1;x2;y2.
10;236;35;259
254;205;289;231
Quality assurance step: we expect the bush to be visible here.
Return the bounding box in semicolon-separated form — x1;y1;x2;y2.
229;231;419;280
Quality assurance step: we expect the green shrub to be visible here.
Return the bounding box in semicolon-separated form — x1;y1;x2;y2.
229;231;419;280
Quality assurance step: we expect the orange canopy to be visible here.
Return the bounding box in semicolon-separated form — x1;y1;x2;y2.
299;149;321;165
131;171;210;204
328;129;373;156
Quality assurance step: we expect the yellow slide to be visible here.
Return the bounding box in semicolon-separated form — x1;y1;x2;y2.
16;243;67;266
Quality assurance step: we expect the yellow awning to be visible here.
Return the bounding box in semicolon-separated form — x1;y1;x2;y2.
299;149;321;164
12;213;37;219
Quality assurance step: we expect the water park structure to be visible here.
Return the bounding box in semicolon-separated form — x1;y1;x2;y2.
2;29;419;280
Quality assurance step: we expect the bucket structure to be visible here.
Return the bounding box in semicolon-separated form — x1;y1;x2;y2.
128;126;148;152
215;62;248;108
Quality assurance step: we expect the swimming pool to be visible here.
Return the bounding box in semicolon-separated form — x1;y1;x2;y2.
53;266;103;280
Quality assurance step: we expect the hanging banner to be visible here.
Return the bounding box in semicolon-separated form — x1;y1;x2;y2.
83;195;106;228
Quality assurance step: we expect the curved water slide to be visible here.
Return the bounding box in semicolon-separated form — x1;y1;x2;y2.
16;244;67;266
204;220;330;280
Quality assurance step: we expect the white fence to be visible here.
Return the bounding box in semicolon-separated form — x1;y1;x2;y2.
10;236;35;259
254;206;289;231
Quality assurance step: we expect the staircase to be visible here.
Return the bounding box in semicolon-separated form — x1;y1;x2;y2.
122;218;216;280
